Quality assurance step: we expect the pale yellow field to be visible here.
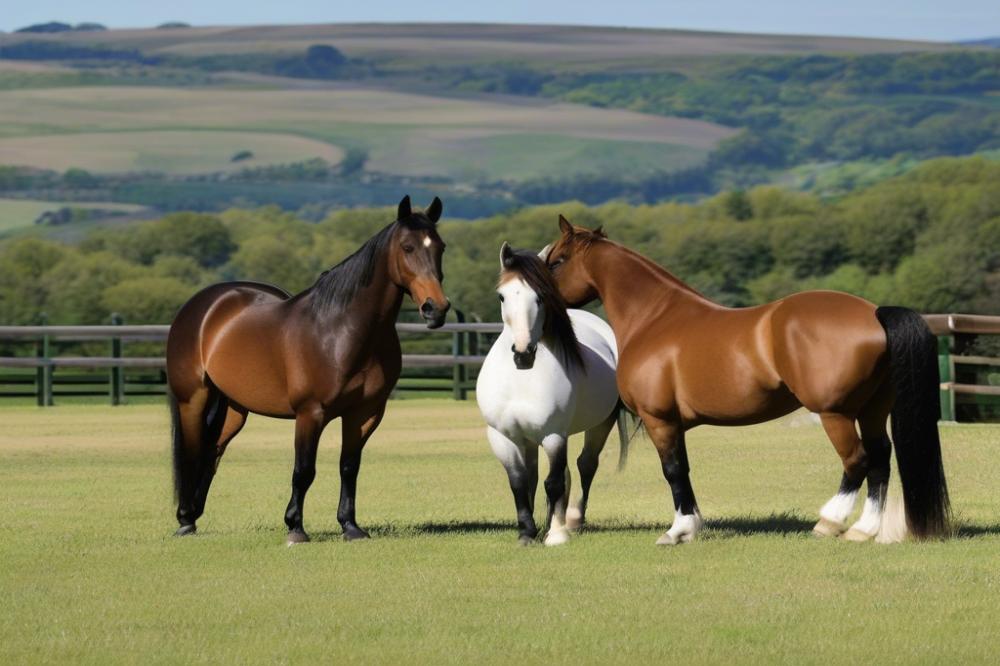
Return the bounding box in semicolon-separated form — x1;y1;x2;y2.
0;198;147;232
0;85;735;179
0;130;345;174
0;23;958;65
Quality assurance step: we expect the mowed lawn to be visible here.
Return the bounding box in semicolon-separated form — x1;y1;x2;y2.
1;401;999;664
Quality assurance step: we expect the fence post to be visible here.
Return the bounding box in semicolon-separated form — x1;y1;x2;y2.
452;309;467;401
35;311;55;407
938;335;955;422
110;313;124;406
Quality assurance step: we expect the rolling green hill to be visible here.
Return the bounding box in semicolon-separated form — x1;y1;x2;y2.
0;23;996;220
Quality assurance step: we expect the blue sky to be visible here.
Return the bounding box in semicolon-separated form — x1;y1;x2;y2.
1;0;997;41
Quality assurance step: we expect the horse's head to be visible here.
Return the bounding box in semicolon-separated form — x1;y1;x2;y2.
540;214;606;308
389;195;450;328
497;242;580;370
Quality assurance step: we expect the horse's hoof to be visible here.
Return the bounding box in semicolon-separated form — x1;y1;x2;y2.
565;507;584;531
544;529;570;547
656;531;679;546
812;518;847;538
343;527;370;542
517;534;536;547
174;524;197;537
287;529;310;545
842;527;876;542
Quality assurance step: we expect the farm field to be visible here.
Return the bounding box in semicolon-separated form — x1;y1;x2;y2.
0;85;732;181
0;23;958;68
1;401;999;664
0;197;147;232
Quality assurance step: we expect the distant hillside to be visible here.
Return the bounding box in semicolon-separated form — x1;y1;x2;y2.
0;23;996;223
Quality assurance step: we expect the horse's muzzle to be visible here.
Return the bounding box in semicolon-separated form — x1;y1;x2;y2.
511;342;537;370
420;298;449;329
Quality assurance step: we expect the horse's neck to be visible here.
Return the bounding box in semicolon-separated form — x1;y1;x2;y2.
314;254;403;333
586;243;714;348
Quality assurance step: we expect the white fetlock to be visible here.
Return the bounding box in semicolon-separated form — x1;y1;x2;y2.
544;528;570;546
656;510;703;546
842;498;882;542
565;506;584;531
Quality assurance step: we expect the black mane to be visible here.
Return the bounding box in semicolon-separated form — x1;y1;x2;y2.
310;214;434;316
501;249;585;370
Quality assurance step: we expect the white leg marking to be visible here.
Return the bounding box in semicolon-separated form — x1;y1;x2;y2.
820;490;860;525
876;491;909;544
656;509;703;546
844;497;883;541
565;504;583;531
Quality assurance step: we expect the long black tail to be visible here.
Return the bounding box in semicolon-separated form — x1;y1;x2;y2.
169;380;228;502
876;306;951;538
615;400;644;471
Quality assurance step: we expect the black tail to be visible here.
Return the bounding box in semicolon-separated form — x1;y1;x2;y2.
875;306;951;538
169;380;228;503
615;400;644;471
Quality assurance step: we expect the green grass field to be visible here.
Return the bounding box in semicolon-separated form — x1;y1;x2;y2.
2;401;999;663
0;85;732;182
0;198;148;233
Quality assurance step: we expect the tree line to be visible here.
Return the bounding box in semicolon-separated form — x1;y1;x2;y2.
0;156;997;329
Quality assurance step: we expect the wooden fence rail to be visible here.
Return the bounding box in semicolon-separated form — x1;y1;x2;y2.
1;314;998;420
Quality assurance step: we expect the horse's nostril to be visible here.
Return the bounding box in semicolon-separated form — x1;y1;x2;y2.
511;344;517;353
421;300;435;314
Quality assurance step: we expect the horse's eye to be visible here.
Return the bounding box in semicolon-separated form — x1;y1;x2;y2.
535;297;542;305
402;245;415;254
550;257;564;268
498;294;505;303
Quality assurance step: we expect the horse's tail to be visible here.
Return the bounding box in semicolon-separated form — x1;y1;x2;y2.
169;388;183;500
875;306;951;540
615;400;644;471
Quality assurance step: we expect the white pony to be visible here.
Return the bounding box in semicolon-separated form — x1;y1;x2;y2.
476;242;622;545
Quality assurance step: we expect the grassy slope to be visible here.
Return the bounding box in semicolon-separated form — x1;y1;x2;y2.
0;198;146;232
0;86;732;181
1;401;998;664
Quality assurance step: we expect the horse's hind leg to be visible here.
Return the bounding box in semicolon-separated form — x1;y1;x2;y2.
844;385;893;542
193;404;247;518
814;412;868;537
172;385;225;535
566;411;617;531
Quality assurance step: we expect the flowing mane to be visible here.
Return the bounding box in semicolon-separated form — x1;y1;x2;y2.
310;214;436;316
501;249;584;370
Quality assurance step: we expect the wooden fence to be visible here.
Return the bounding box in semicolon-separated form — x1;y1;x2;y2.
0;319;501;405
1;314;998;421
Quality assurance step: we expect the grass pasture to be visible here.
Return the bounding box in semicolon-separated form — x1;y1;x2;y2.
0;85;733;181
0;197;147;233
1;401;999;664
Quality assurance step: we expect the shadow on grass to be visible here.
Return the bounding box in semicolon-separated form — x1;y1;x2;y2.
271;516;1000;542
305;512;819;539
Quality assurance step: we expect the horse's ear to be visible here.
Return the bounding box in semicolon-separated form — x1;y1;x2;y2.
558;214;573;236
397;195;412;221
500;241;515;269
426;196;443;224
593;225;607;238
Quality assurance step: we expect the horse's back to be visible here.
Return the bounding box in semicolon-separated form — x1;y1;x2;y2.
569;309;617;365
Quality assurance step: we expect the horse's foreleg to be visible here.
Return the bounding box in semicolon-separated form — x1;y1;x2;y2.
487;427;538;545
337;402;386;541
567;411;617;531
643;414;702;546
814;412;867;538
284;406;325;544
541;433;571;546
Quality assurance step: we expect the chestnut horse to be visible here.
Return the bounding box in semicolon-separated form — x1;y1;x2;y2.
167;196;449;543
542;216;949;545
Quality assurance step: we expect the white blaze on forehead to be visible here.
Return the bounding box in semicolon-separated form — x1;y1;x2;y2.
423;236;432;248
499;277;541;353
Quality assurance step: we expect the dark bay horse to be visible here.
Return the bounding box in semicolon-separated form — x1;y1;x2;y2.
167;196;449;543
542;216;949;545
